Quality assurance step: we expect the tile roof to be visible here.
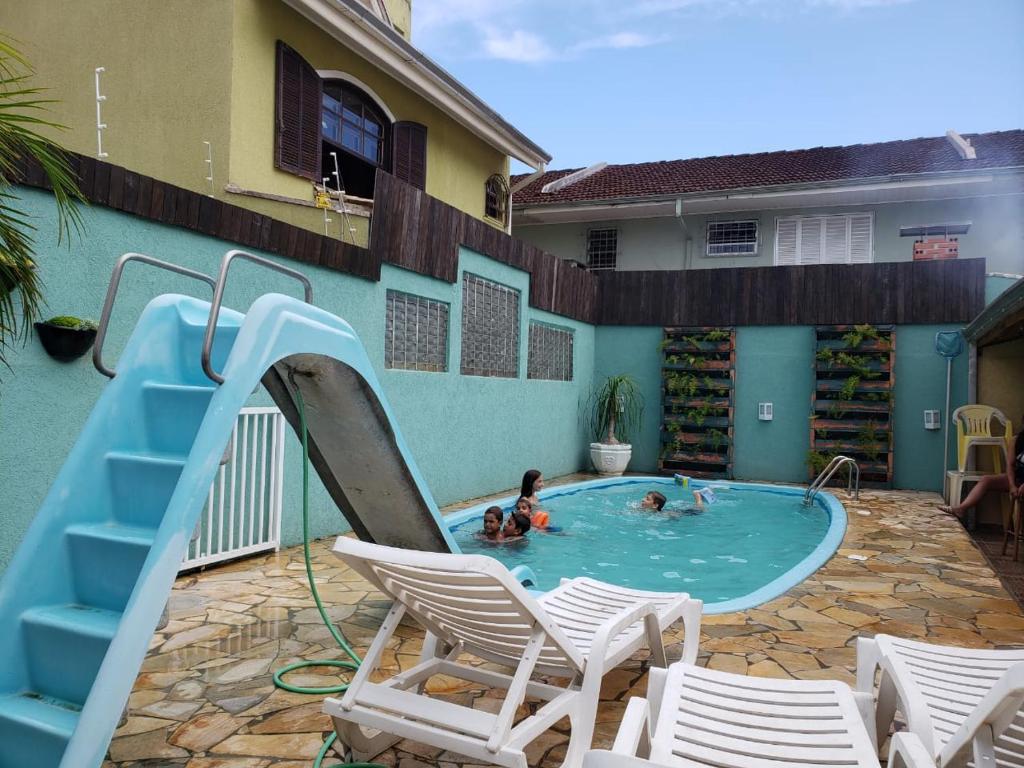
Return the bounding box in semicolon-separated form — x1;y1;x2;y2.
511;130;1024;207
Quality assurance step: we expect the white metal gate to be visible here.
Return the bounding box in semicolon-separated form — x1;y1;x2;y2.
181;407;286;570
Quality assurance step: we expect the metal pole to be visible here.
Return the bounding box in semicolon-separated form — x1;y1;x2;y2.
943;356;952;498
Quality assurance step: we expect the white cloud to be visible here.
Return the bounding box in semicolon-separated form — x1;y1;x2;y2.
571;31;669;53
481;28;556;62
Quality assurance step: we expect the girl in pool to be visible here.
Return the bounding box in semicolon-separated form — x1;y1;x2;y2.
520;469;544;507
516;496;550;530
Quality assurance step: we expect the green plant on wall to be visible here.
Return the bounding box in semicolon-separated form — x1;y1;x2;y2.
0;38;84;371
807;449;837;475
856;420;882;462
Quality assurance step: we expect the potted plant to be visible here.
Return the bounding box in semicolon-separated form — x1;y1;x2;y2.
34;315;98;362
588;374;644;476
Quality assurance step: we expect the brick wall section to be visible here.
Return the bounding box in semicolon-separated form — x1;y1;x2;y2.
913;237;959;261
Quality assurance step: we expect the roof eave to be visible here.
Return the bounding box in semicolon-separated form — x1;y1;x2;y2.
280;0;552;170
512;165;1024;212
965;276;1024;347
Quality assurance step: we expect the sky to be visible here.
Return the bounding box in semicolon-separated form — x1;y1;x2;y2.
410;0;1024;173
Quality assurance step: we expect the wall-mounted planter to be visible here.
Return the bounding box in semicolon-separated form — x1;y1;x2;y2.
34;321;97;362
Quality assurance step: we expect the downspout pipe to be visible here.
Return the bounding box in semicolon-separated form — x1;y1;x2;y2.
675;198;692;270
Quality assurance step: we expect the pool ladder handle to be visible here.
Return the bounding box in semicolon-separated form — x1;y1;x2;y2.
804;455;860;506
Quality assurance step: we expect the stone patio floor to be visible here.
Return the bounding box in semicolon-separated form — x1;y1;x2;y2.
105;482;1024;768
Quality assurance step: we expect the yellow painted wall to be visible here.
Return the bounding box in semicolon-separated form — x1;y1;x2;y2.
383;0;412;40
975;337;1024;525
227;0;507;229
0;1;235;197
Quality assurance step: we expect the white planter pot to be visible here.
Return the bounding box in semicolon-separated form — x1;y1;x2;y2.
590;442;632;476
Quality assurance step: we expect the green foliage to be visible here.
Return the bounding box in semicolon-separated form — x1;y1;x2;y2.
0;38;85;372
45;315;96;331
807;449;837;474
589;374;644;444
856;420;882;461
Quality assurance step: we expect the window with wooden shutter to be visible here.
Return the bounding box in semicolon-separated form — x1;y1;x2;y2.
774;213;873;266
392;121;427;190
275;41;322;180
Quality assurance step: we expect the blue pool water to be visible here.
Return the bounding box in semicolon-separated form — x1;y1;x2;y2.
447;477;845;612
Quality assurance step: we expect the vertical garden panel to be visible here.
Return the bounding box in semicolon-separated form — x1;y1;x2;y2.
658;327;735;479
810;325;895;486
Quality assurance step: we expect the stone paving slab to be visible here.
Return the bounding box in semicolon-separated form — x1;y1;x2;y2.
105;485;1024;768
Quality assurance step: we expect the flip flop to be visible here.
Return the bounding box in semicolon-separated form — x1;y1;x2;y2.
938;504;963;518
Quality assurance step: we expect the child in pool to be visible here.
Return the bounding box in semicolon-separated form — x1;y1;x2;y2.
520;469;545;508
478;506;504;541
516;496;550;529
692;487;717;510
502;510;532;540
639;491;667;511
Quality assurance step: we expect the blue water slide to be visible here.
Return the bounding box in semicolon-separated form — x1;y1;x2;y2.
0;253;457;767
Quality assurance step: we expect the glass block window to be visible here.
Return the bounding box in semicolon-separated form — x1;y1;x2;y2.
707;220;758;256
528;322;573;381
586;228;618;271
460;273;520;378
385;290;449;372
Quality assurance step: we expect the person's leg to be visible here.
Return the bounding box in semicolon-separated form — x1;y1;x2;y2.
942;474;1010;515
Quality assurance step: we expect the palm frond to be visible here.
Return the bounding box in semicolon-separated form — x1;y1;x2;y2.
0;36;85;373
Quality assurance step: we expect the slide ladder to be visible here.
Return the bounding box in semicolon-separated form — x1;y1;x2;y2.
0;251;456;768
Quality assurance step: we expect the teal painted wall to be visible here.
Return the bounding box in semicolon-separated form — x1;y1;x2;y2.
592;326;663;472
0;190;594;573
733;327;815;483
892;324;969;492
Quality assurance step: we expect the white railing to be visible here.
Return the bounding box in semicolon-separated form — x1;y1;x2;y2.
181;407;286;571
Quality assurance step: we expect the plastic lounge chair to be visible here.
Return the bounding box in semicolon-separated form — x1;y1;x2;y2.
856;634;1024;768
322;536;703;768
952;405;1011;473
582;662;934;768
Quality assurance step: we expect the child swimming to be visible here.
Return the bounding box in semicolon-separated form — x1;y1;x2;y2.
639;491;667;511
478;506;503;541
502;510;532;540
517;495;550;529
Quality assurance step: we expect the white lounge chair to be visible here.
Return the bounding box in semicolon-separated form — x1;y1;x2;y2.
322;536;702;768
582;662;934;768
857;634;1024;768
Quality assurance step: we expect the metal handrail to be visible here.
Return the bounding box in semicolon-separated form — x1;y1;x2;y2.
804;455;860;505
201;249;313;384
93;253;217;378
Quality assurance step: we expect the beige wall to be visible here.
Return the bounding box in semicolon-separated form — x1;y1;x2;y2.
0;0;235;196
383;0;412;39
975;337;1024;525
227;0;508;230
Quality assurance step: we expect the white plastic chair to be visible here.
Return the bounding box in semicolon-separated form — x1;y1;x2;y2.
323;536;702;768
582;662;934;768
856;634;1024;768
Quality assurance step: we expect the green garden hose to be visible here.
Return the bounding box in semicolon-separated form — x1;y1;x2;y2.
272;382;384;768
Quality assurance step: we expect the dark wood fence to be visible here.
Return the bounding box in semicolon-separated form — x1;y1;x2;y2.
17;151;985;327
371;170;598;323
595;260;985;326
16;152;380;280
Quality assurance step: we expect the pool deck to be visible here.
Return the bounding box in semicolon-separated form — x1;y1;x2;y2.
105;480;1024;767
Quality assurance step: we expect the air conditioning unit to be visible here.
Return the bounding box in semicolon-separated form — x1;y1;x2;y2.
758;402;773;421
924;410;941;430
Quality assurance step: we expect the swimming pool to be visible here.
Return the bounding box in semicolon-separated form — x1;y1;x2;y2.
446;476;846;614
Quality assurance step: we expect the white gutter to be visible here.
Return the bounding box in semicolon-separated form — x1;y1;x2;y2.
281;0;552;170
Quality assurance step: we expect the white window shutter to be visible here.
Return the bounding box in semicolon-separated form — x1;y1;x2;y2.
775;218;798;265
824;216;849;263
798;217;823;265
849;213;873;263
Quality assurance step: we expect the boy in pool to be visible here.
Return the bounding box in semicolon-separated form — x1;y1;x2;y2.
502;510;532;540
479;506;503;541
639;491;667;511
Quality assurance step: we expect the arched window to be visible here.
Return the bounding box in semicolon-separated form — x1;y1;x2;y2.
321;81;389;198
484;173;509;225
